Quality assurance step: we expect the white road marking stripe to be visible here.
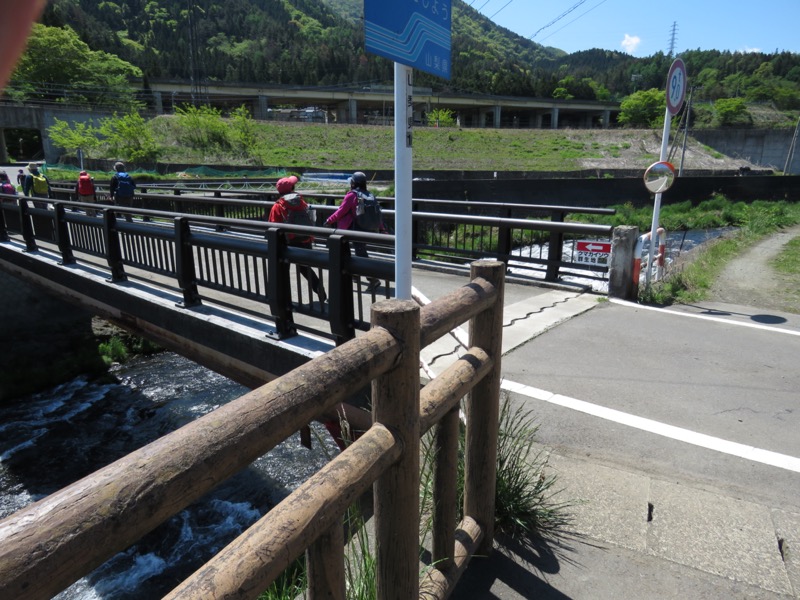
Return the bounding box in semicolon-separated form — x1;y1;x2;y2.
609;298;800;336
501;379;800;473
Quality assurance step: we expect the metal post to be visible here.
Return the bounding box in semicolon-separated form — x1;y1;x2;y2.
647;107;673;287
394;63;413;300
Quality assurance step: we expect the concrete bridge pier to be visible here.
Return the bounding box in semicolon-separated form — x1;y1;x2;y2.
0;128;8;163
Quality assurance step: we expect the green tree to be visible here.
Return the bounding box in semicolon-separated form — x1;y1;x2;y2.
552;87;573;100
713;98;751;127
426;108;457;128
618;88;666;128
230;105;257;156
8;24;141;109
174;105;231;152
48;118;101;158
99;112;160;163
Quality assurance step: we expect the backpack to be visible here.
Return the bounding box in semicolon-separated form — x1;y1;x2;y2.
0;182;16;195
115;172;135;197
77;174;95;196
31;173;48;195
355;191;381;231
282;193;315;242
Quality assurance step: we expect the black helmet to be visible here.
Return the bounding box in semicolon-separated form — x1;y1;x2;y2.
350;171;367;188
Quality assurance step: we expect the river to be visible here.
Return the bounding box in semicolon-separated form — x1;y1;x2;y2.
0;352;339;599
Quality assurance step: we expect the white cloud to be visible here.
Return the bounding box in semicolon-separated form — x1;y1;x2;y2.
621;34;641;54
741;46;761;53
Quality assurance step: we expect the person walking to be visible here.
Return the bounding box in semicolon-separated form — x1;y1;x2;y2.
22;163;49;208
268;176;327;303
0;171;17;197
109;162;136;221
75;170;97;215
324;171;382;292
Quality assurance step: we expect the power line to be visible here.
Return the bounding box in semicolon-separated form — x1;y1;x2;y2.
530;0;589;40
536;0;610;44
488;0;515;20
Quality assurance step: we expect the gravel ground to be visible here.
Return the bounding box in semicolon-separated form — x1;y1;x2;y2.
707;224;800;314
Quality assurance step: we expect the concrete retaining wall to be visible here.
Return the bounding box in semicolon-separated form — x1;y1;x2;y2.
693;129;800;174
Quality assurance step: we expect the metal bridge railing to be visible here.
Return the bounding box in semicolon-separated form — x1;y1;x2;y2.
48;185;616;281
2;191;613;341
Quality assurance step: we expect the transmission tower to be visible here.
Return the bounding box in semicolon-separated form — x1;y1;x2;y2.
667;21;679;57
187;0;207;105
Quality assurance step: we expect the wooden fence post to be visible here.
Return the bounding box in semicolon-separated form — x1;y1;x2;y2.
464;260;505;555
372;299;420;600
432;407;459;569
307;521;345;600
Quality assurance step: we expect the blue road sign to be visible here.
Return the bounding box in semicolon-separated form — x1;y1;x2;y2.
365;0;451;79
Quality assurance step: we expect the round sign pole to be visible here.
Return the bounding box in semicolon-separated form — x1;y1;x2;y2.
647;59;686;287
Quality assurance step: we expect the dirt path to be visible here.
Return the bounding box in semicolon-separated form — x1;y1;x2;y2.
708;224;800;314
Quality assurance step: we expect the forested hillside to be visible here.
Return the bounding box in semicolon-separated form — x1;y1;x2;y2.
0;0;790;135
32;0;798;106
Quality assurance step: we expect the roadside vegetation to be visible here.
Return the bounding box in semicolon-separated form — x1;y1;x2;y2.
576;195;800;304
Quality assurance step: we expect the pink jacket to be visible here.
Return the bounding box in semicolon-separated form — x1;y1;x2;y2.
325;190;358;230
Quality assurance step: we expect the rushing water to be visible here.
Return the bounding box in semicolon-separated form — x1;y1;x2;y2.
0;352;339;599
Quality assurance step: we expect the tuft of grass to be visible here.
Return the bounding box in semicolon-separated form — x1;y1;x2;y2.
492;396;572;539
772;236;800;275
421;393;571;543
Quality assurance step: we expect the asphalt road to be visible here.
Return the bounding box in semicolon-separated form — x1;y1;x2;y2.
501;298;800;512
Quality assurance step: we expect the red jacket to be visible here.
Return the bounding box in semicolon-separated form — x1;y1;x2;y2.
268;194;314;243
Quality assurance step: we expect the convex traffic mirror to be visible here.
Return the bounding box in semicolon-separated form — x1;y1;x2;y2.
643;161;676;194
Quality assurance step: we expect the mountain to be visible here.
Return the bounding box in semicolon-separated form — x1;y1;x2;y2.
36;0;800;107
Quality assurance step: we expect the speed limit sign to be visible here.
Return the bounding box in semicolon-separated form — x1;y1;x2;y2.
666;58;687;115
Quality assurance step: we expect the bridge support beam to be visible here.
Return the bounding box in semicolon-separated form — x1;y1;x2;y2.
256;95;270;120
0;128;8;163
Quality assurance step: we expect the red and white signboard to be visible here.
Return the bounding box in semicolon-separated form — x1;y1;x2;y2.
575;240;612;266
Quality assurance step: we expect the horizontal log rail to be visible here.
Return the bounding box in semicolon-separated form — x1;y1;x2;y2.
0;261;505;600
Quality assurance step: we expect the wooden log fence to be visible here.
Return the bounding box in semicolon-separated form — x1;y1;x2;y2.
0;260;506;600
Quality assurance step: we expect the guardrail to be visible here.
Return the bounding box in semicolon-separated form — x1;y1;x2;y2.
48;185;616;282
0;260;506;600
2;191;612;341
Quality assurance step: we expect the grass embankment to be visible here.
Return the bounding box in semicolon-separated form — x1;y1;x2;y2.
577;195;800;304
148;117;662;171
55;115;675;173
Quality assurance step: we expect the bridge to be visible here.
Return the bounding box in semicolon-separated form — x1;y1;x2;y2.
0;187;617;598
0;186;616;362
3;190;798;598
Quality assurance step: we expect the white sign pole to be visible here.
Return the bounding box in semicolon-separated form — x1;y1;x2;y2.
646;108;672;286
647;58;686;287
394;62;413;300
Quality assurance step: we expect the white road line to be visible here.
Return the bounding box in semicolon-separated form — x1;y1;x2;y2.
609;297;800;336
501;379;800;474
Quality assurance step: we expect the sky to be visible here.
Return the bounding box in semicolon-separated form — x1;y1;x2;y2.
469;0;800;57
